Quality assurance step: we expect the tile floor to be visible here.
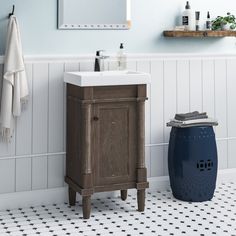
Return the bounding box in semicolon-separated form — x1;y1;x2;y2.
0;182;235;236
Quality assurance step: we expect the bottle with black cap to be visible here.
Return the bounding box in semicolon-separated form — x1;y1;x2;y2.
206;11;211;30
117;43;127;70
182;1;193;30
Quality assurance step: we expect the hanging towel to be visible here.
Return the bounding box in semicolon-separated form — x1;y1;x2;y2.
0;15;29;141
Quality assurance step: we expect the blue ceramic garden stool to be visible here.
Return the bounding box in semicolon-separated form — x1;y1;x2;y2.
168;126;218;202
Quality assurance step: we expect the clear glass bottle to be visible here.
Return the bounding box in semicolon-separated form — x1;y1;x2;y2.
117;43;127;70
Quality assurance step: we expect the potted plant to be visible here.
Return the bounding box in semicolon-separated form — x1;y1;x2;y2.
212;13;236;30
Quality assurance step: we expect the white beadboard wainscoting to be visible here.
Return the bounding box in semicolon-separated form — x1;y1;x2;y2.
0;54;236;208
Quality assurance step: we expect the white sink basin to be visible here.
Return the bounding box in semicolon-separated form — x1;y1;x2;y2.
64;70;151;87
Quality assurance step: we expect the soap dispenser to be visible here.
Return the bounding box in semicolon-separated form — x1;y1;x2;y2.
117;43;127;70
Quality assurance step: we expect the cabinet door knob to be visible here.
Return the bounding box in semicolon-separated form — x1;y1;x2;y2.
93;116;99;121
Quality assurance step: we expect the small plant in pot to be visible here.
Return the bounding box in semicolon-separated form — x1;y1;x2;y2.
212;13;236;30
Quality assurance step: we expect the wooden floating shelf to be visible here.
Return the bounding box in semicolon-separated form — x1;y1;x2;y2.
163;30;236;38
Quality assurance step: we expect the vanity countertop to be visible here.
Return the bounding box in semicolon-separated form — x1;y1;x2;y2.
64;70;151;87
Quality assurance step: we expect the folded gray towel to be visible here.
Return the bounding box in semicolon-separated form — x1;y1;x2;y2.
175;111;208;121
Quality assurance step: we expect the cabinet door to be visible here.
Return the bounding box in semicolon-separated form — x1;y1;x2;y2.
93;102;137;186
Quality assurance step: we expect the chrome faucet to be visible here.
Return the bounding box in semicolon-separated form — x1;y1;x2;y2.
94;50;109;72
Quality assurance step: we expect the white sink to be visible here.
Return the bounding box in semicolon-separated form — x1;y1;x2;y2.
64;70;151;87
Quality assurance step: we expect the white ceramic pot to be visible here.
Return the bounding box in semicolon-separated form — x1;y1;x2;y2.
222;23;232;30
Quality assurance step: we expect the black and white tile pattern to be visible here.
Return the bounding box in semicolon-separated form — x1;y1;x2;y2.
0;182;236;236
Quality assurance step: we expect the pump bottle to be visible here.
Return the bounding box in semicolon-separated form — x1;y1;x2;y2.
117;43;127;70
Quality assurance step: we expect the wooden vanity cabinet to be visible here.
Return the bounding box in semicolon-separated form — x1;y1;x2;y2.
65;84;149;219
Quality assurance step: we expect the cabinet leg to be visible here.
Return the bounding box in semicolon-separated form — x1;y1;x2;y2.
137;189;145;212
69;187;76;206
82;196;91;219
121;190;128;201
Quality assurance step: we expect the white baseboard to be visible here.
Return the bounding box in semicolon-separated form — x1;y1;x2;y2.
216;168;236;184
0;168;235;211
0;188;68;211
147;168;236;190
148;176;170;190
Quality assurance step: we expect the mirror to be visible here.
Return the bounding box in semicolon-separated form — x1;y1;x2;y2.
58;0;131;30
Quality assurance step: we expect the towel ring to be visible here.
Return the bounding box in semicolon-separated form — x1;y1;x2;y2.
8;5;15;18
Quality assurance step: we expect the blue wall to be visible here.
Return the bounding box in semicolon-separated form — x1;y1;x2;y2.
0;0;236;55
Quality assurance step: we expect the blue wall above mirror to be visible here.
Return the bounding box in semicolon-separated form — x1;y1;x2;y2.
0;0;236;55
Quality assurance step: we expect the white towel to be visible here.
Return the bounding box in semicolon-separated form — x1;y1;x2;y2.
167;117;218;128
170;118;218;125
0;16;29;141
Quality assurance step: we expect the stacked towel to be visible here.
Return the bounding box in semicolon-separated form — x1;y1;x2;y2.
167;111;218;128
174;111;208;121
0;16;29;141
